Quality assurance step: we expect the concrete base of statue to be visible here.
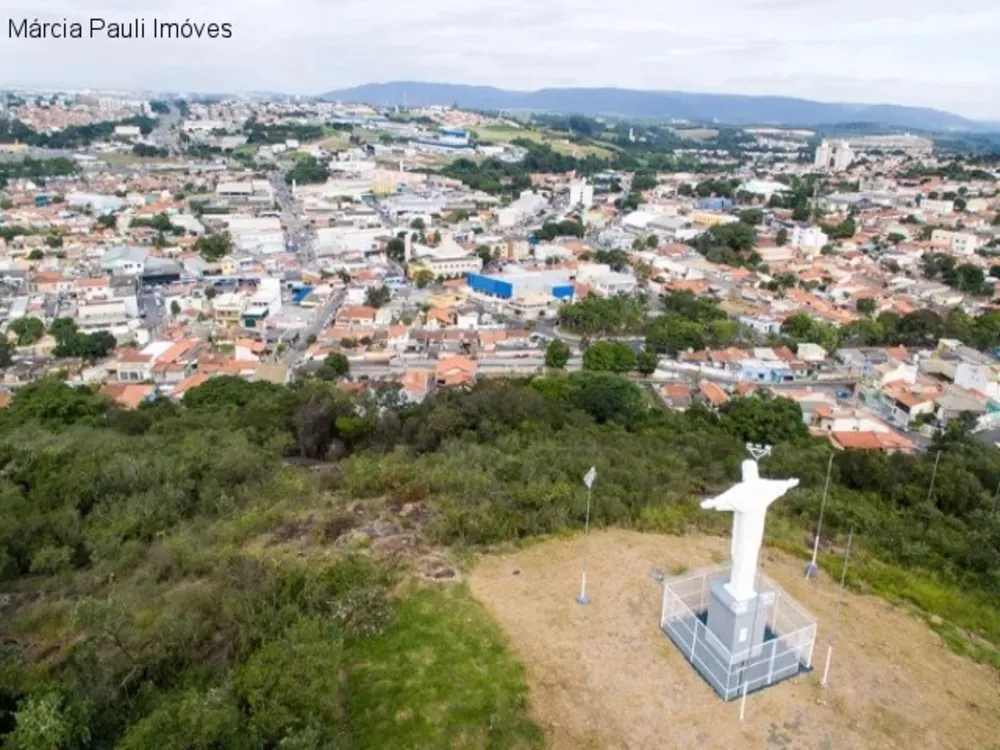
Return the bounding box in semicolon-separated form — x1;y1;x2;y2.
706;578;775;660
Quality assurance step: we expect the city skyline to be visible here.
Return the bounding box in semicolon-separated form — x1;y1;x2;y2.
2;0;999;120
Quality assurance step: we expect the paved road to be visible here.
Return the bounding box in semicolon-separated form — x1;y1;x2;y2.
149;104;182;155
282;290;346;368
269;168;345;368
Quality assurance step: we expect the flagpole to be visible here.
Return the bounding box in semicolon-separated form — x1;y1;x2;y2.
578;467;595;606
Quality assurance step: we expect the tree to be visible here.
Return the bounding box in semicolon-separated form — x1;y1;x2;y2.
775;228;789;247
544;339;571;369
96;213;117;229
856;297;877;316
0;337;12;368
364;285;391;309
170;300;181;317
645;234;659;249
582;340;636;373
8;316;44;345
195;232;233;262
6;690;90;750
234;619;343;746
636;348;658;376
284;155;329;185
720;393;808;445
411;269;433;289
707;221;757;253
738;208;763;226
317;352;349;381
567;371;646;427
27;249;44;260
386;237;406;263
410;217;425;231
632;171;657;191
474;244;494;266
116;689;247;750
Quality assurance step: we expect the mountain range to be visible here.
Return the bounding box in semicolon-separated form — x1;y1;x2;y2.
319;81;994;132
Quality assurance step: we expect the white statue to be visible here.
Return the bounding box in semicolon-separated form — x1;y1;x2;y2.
701;458;799;601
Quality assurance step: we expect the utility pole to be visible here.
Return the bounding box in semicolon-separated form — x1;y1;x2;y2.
821;527;854;688
806;454;834;579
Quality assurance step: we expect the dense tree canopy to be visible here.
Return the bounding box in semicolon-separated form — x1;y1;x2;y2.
1;361;1000;747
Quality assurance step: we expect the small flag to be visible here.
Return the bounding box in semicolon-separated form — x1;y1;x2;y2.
583;466;597;489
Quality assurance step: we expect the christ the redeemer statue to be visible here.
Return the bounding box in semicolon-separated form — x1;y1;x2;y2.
701;459;799;601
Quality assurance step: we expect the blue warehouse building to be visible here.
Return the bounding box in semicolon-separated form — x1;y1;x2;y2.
466;269;574;301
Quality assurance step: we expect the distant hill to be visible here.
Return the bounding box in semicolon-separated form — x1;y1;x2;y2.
319;81;990;132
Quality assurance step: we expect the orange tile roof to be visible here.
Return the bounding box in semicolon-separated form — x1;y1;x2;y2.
661;383;691;398
830;431;915;453
171;372;211;398
235;338;266;354
156;339;199;364
102;383;155;410
401;369;431;393
699;379;729;407
436;355;477;386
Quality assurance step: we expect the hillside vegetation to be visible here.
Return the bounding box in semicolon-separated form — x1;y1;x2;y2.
1;372;999;747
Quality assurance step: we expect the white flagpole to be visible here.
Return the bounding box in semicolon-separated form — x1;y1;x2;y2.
578;467;596;606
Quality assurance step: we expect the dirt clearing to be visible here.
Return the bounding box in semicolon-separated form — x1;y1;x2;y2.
469;530;1000;750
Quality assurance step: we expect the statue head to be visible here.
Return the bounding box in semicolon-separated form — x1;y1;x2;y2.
741;459;759;482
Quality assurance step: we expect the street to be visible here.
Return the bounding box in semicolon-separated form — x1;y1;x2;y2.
268;169;344;368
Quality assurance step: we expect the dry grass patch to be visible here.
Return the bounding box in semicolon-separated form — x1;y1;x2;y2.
469;530;1000;750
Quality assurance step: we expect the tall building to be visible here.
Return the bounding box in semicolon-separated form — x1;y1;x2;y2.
813;139;854;172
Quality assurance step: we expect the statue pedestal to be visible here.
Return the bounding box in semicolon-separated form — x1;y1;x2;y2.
705;578;775;661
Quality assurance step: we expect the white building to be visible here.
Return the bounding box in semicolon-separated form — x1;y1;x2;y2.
814;140;854;172
954;363;1000;401
496;190;549;229
215;180;275;207
791;226;829;253
921;199;955;216
931;229;982;257
243;278;283;327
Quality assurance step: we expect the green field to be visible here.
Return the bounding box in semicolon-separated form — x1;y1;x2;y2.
470;125;616;159
345;586;544;750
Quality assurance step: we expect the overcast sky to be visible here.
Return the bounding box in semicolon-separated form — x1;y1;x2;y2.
3;0;999;119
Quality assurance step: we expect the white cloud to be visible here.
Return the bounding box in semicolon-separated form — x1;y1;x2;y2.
1;0;998;118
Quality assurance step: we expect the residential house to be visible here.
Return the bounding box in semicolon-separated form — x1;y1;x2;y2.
435;355;477;387
698;379;729;409
400;369;432;403
661;383;693;410
829;430;916;454
235;338;267;362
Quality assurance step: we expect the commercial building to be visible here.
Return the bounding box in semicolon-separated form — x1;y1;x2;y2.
242;278;283;328
466;268;574;301
215;180;275;207
847;134;933;156
496;190;548;229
